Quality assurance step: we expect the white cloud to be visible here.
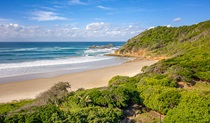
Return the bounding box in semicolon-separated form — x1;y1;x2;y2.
173;17;182;22
129;25;133;28
0;23;144;41
96;5;112;10
166;24;172;27
9;23;19;28
68;0;87;5
86;22;107;31
147;26;155;30
0;23;40;40
30;10;67;21
106;30;122;36
72;27;80;30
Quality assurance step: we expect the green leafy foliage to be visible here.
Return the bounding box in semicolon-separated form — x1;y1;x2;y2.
138;74;176;87
108;75;130;86
63;107;123;123
0;100;33;115
3;105;62;123
137;85;181;114
62;85;140;109
164;91;210;123
3;105;123;123
108;75;138;88
145;50;210;83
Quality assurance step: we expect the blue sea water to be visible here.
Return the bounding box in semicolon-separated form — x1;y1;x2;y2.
0;42;131;82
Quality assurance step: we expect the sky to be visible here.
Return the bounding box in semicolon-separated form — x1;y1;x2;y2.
0;0;210;42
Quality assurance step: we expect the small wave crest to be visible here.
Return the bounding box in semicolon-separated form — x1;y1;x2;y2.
84;47;118;56
0;56;113;69
0;47;88;53
0;48;39;53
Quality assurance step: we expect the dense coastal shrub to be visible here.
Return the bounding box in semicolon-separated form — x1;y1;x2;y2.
0;100;33;115
3;105;62;123
164;91;210;123
143;48;210;83
63;107;123;123
2;103;124;123
0;99;34;122
108;75;137;87
62;85;140;109
137;85;181;114
108;75;130;86
138;74;176;87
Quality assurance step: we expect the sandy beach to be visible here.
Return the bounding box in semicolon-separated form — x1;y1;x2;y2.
0;59;157;103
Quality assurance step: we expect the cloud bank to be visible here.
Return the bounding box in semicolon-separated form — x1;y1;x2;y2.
0;22;144;41
86;22;108;31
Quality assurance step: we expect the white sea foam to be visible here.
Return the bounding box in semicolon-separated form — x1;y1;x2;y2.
0;47;87;53
0;56;113;69
0;56;131;79
0;48;38;52
57;47;87;50
0;56;117;79
38;47;87;51
84;47;118;54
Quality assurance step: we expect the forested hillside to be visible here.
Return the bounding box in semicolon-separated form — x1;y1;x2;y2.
116;20;210;84
0;20;210;123
116;20;210;58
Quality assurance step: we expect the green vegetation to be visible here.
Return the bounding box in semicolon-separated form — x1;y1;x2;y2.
0;100;33;115
118;20;210;84
117;20;210;57
138;85;181;114
164;91;210;123
0;82;124;123
1;20;210;122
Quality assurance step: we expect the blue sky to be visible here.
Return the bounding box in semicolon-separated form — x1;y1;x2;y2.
0;0;210;41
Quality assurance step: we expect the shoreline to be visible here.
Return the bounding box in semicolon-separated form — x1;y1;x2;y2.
0;56;132;84
0;59;158;103
0;57;132;84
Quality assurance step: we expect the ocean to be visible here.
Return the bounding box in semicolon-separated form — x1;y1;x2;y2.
0;42;131;83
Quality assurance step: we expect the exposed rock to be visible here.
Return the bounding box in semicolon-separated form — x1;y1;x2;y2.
110;49;170;60
89;43;114;49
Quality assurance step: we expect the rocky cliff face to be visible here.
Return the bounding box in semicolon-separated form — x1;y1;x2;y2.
114;49;146;57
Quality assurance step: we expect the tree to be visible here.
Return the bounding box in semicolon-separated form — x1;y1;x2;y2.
35;82;71;106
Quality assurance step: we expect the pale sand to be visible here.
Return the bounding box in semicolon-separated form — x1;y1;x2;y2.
0;59;157;103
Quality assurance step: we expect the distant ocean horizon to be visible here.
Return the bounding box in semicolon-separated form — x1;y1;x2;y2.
0;42;131;83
